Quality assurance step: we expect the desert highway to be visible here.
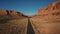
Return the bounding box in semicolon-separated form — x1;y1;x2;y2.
0;18;60;34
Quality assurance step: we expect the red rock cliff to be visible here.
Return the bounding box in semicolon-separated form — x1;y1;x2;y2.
32;1;60;20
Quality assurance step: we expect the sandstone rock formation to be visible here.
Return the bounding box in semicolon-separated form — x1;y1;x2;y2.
0;10;7;17
0;10;27;19
31;1;60;20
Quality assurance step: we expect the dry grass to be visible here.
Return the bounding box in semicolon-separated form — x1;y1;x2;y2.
30;18;60;34
0;18;28;34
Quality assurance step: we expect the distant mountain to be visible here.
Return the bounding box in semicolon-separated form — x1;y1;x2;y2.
31;1;60;20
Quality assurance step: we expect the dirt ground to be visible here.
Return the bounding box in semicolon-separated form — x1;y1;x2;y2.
0;18;28;34
30;18;60;34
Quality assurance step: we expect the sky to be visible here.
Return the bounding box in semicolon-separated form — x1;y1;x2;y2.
0;0;57;15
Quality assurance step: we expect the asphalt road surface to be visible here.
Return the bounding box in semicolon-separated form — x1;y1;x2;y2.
27;18;35;34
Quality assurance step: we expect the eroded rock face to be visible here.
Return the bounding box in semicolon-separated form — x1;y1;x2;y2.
0;10;26;19
8;10;20;18
32;1;60;20
45;1;60;10
0;10;7;17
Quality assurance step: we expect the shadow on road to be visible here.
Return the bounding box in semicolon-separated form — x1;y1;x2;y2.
27;18;35;34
